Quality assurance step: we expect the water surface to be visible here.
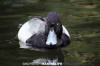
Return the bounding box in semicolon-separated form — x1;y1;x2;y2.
0;0;100;66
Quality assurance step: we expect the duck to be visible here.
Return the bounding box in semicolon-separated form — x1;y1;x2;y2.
18;12;71;49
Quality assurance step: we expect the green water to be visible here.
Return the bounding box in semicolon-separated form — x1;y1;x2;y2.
0;0;100;66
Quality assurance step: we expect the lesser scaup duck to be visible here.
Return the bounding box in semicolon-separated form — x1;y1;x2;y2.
18;12;71;49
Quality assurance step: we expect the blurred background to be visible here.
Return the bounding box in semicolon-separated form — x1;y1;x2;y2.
0;0;100;66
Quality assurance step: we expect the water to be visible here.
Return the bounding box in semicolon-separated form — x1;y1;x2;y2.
0;0;100;66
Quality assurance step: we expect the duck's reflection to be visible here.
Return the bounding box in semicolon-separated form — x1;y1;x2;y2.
23;57;62;65
30;58;58;65
18;48;64;66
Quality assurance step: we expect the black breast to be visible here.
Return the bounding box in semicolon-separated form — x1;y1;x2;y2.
26;33;47;48
26;33;70;49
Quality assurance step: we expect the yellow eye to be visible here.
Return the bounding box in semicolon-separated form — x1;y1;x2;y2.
56;23;59;26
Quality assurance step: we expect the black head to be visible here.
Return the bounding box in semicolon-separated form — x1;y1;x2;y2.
45;12;62;39
46;12;61;25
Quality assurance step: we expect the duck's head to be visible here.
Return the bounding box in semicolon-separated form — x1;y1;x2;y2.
45;12;63;46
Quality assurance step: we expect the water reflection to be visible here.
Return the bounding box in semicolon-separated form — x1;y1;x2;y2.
18;49;64;66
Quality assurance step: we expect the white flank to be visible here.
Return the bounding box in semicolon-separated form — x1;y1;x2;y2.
62;25;70;37
46;29;57;45
18;18;46;43
19;41;32;48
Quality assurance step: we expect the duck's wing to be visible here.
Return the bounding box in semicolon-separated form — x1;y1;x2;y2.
18;17;46;43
